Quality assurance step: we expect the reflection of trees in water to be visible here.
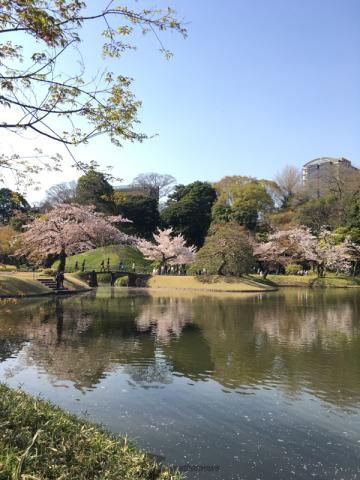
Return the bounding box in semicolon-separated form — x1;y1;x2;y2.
2;290;360;407
254;289;360;347
191;297;273;390
135;297;193;342
122;351;173;387
251;290;360;407
130;297;215;384
187;290;360;408
0;338;25;362
0;294;180;390
24;296;153;390
0;296;141;389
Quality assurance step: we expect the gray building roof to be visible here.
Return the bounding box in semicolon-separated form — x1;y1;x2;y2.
303;157;352;168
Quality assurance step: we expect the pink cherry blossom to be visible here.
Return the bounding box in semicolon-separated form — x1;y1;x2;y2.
16;203;133;263
137;228;196;265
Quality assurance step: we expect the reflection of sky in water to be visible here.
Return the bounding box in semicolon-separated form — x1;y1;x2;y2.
1;288;360;479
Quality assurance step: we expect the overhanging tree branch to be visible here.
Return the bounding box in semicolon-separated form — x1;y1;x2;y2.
0;0;186;160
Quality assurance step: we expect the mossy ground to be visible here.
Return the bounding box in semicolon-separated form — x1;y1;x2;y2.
0;384;181;480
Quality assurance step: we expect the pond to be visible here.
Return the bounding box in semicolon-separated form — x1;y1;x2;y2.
1;287;360;479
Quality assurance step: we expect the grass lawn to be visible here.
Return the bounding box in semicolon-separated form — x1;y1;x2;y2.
0;272;89;297
0;273;50;297
250;273;360;288
147;275;273;292
52;245;151;273
0;264;17;272
0;384;180;480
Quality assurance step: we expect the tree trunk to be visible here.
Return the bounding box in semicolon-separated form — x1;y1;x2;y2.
317;262;324;278
217;258;226;276
58;248;67;272
353;261;358;277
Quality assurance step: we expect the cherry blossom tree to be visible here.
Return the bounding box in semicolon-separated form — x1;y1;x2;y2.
323;242;352;274
342;237;360;275
137;228;196;267
253;227;317;277
253;231;292;277
314;228;350;275
16;204;132;270
254;226;353;278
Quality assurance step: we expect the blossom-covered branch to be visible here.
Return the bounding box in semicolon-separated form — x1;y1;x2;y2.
15;203;133;269
137;228;196;266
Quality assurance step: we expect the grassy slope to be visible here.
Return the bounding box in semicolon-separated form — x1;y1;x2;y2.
0;384;180;480
0;273;50;296
53;245;151;272
0;273;89;297
147;275;272;292
63;273;91;291
0;264;16;272
250;273;360;287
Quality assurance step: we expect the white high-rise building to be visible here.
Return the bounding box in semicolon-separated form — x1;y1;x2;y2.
302;157;358;198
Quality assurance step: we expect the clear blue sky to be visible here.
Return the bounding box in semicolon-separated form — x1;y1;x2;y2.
6;0;360;197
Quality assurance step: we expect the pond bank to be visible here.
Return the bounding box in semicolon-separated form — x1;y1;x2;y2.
0;384;179;480
146;275;276;292
0;273;91;298
249;274;360;288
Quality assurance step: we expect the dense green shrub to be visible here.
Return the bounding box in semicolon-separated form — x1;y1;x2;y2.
97;273;112;284
285;264;302;275
191;223;255;276
115;275;129;287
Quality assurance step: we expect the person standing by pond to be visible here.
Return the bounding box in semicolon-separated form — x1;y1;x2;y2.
55;271;64;289
89;270;98;287
55;271;61;290
81;259;86;272
110;271;116;286
107;258;110;272
100;260;105;272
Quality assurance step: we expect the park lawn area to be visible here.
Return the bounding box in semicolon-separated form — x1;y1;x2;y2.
313;275;360;287
0;273;89;297
250;273;360;288
52;245;151;272
63;273;92;291
0;264;17;272
147;275;273;292
0;273;50;297
0;384;180;480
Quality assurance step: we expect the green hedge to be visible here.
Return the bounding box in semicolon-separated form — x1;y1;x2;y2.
285;264;302;275
115;275;129;287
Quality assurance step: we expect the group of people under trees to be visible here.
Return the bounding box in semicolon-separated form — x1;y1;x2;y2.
74;260;86;272
100;259;136;272
152;264;187;275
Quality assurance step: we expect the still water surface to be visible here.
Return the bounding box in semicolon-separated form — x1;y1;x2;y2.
1;288;360;479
